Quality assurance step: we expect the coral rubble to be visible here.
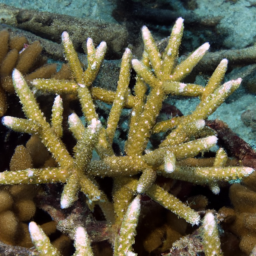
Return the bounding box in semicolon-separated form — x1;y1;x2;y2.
0;17;254;255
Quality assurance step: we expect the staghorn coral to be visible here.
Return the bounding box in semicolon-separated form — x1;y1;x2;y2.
28;196;141;256
29;222;90;256
203;212;223;256
0;17;254;255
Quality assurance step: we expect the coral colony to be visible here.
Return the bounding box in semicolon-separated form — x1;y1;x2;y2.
0;17;254;255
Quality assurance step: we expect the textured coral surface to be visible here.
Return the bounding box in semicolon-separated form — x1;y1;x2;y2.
0;17;254;256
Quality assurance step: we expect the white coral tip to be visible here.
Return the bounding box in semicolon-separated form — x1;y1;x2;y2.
165;162;175;173
2;116;14;126
12;69;24;89
142;25;152;42
202;42;210;51
205;136;218;146
60;196;70;209
97;41;107;55
125;47;132;55
235;77;242;84
87;37;93;46
29;221;43;241
193;42;210;57
61;31;69;42
68;113;79;126
164;151;176;173
243;167;254;176
176;17;184;24
54;95;62;106
203;212;215;235
220;58;228;65
75;227;87;246
173;17;184;34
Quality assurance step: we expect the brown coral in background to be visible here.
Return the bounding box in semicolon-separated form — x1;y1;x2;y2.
0;29;63;117
216;177;256;256
0;145;38;246
0;143;73;254
225;175;256;255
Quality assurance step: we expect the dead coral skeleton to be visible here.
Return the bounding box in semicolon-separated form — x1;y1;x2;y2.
0;17;254;255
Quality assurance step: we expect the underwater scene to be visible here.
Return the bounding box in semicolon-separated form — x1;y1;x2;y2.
0;0;256;255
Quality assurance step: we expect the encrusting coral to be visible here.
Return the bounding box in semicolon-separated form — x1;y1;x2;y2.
0;17;254;255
